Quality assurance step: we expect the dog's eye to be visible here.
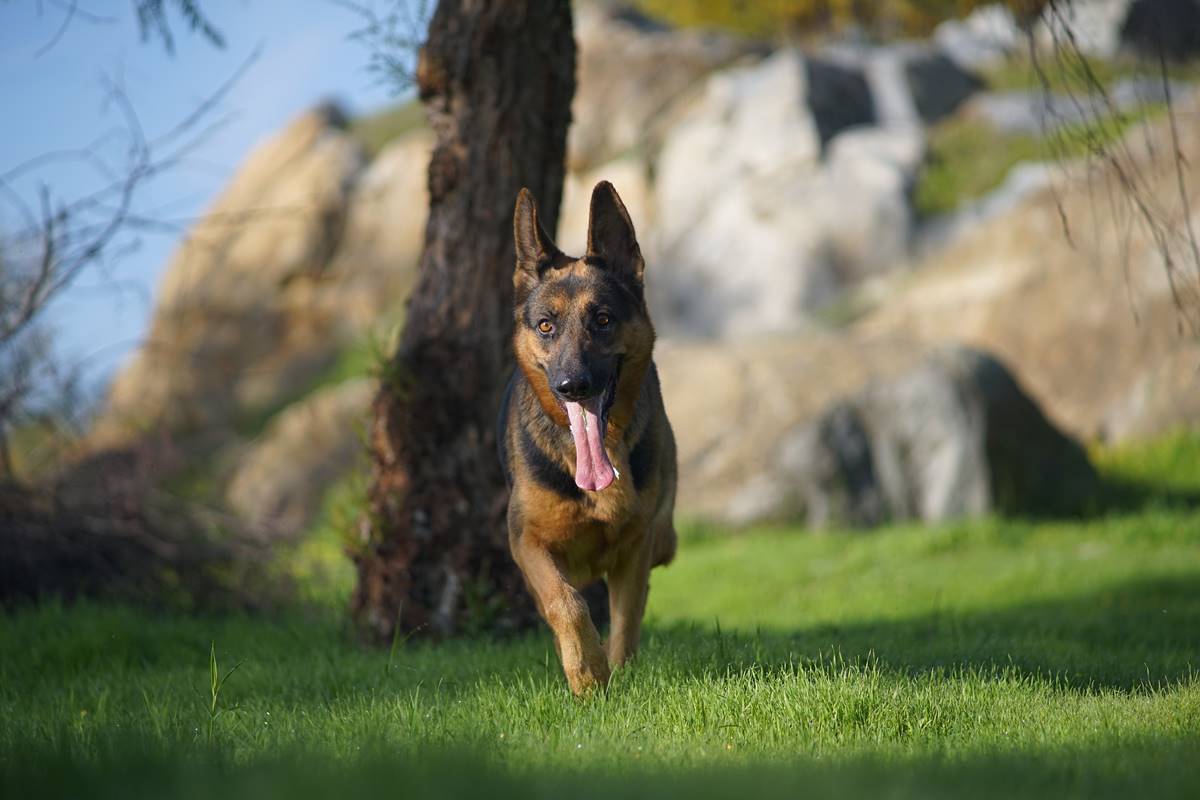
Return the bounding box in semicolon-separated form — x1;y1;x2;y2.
595;313;610;328
537;319;554;335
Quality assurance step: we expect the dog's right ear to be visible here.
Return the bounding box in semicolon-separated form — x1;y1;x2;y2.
513;188;560;296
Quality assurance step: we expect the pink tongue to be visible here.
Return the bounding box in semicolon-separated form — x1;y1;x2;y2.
564;399;616;492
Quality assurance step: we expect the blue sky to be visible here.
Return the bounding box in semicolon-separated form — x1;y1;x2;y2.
0;1;406;392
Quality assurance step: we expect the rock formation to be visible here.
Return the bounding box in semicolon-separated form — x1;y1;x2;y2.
87;5;1199;536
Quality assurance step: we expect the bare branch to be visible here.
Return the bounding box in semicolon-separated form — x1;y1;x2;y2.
14;0;221;56
1034;0;1200;333
0;53;256;349
34;0;80;58
333;0;434;94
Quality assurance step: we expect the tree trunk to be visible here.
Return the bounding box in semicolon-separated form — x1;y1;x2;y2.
350;0;576;641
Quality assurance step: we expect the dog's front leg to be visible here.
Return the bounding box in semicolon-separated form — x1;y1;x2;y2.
512;532;609;696
606;531;653;670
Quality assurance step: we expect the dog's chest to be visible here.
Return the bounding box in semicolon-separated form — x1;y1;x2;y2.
526;475;646;583
558;514;643;585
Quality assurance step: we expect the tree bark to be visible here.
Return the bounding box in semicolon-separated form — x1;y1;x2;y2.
351;0;576;641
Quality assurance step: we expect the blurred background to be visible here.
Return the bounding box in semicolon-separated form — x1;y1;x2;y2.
2;0;1199;615
4;2;1200;796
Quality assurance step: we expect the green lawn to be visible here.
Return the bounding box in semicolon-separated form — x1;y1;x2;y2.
3;433;1200;798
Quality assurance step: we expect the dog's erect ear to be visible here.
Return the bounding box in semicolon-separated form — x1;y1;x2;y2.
513;188;560;293
586;181;644;285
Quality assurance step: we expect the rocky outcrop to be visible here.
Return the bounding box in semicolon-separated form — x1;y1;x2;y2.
88;107;428;539
84;7;1200;541
95;107;362;440
656;338;1096;527
864;94;1200;443
94;109;424;445
746;347;1095;527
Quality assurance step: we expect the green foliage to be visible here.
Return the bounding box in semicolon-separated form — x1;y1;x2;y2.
632;0;1047;38
984;53;1200;94
279;470;364;606
913;104;1157;218
915;51;1200;217
914;119;1044;217
349;100;427;158
5;417;72;483
1094;428;1200;496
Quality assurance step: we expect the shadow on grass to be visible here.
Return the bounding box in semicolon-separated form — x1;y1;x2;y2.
991;469;1200;525
5;734;1199;800
1084;476;1200;517
645;574;1200;693
7;573;1194;697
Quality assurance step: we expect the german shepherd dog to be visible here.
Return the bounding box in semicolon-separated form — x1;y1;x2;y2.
498;181;677;696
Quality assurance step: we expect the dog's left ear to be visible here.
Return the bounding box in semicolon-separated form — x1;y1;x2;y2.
586;181;644;285
513;187;562;298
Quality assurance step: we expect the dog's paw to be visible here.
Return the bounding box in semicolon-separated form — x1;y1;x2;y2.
566;655;611;697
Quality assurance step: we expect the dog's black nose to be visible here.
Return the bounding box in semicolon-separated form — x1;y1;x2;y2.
555;376;592;401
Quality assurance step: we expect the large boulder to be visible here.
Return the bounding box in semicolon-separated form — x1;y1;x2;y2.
762;347;1096;527
652;48;928;336
648;40;977;337
656;338;1095;527
655;49;824;251
651;49;832;336
820;125;924;283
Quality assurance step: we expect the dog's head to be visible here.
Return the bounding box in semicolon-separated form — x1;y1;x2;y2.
511;181;654;491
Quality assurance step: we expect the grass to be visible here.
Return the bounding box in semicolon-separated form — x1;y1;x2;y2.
3;431;1200;798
